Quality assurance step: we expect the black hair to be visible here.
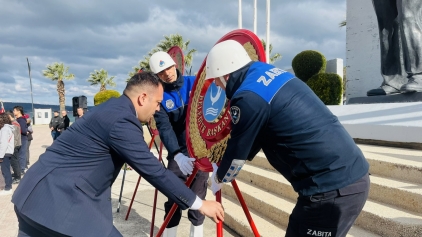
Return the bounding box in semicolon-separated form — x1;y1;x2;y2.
124;71;163;95
13;105;24;115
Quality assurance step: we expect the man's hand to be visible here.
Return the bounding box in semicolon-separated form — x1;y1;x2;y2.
50;127;54;131
198;200;224;223
174;153;195;175
210;163;223;195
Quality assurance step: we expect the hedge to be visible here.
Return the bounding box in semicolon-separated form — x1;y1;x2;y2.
292;50;326;82
306;73;343;105
94;90;121;106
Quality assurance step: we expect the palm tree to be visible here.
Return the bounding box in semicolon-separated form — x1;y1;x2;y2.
87;69;116;92
156;34;197;71
42;62;75;112
339;20;346;27
128;34;197;79
261;39;282;64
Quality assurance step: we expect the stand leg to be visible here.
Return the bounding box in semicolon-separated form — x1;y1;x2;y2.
149;142;164;236
125;175;142;220
155;168;199;237
125;134;157;220
216;190;223;237
117;163;127;213
150;189;159;236
231;180;260;237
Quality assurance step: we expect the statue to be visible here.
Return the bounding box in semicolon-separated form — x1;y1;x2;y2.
367;0;422;96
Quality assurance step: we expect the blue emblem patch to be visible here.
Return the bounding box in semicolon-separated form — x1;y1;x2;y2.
203;82;226;122
159;60;165;67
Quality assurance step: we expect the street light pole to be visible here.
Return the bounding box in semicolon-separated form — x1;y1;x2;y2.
253;0;257;34
238;0;242;29
26;57;35;124
266;0;270;63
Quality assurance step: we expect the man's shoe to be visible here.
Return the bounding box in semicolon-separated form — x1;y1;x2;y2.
12;178;21;184
400;77;422;93
0;189;13;196
367;84;400;96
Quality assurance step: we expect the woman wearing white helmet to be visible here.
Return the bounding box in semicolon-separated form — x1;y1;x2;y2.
149;51;209;237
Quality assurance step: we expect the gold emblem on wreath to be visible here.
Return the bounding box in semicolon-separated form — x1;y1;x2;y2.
149;117;157;130
188;42;258;163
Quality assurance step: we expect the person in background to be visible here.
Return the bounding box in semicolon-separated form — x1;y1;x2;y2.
25;115;33;169
49;111;61;140
13;106;28;175
0;112;15;195
5;111;22;184
75;107;84;121
57;110;70;133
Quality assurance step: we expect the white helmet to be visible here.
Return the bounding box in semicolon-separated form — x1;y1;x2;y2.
149;51;176;74
205;40;252;80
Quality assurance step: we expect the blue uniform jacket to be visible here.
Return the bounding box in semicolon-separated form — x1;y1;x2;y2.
12;95;197;236
153;69;195;158
217;61;369;196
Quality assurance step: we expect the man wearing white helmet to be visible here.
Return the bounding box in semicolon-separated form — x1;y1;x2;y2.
207;40;370;237
149;51;209;237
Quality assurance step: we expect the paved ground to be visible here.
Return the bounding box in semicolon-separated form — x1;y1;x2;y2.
0;125;239;237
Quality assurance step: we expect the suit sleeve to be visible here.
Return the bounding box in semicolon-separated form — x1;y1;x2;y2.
109;116;196;209
153;105;181;157
217;92;270;180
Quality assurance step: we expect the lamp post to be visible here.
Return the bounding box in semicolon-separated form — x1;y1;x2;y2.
253;0;257;34
238;0;242;29
266;0;270;63
26;57;35;124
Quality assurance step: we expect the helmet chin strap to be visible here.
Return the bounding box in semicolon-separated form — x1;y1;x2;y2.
218;76;227;87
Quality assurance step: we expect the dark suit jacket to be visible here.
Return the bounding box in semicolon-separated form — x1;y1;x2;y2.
12;95;197;237
57;115;70;131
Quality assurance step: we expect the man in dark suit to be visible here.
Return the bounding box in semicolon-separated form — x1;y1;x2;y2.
12;72;224;237
57;110;70;133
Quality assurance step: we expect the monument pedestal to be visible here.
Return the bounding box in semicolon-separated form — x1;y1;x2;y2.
328;100;422;149
347;92;422;104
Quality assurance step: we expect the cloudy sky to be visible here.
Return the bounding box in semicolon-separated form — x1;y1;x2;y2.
0;0;346;106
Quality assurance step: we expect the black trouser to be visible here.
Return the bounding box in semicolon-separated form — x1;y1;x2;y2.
27;140;32;167
19;138;28;173
15;206;123;237
372;0;422;88
164;158;209;228
11;146;21;179
286;173;370;237
1;154;13;190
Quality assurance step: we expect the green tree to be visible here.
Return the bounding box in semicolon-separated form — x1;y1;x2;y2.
87;69;116;92
128;33;197;79
42;62;75;112
339;20;346;27
261;39;282;64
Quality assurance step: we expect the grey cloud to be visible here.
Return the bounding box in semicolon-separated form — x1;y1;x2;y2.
0;0;347;105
